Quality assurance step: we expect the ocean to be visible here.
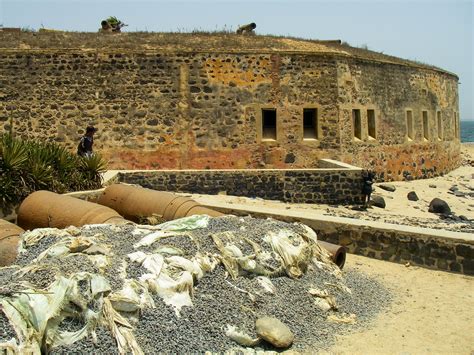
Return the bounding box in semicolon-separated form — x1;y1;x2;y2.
461;121;474;142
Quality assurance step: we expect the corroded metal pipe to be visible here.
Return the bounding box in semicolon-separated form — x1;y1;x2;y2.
0;219;24;267
17;190;126;230
318;240;346;269
97;184;222;222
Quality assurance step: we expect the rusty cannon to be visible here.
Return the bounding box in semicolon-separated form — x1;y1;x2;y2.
17;190;127;231
97;184;222;222
0;219;24;267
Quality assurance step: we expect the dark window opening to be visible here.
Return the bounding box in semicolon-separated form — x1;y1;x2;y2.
367;109;376;139
454;112;458;139
422;111;429;140
406;110;414;140
262;109;277;140
303;108;318;139
437;111;442;140
352;109;362;140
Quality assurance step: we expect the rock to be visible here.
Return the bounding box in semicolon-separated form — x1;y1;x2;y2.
379;184;396;192
407;191;419;201
428;198;451;214
429;184;437;188
256;317;294;348
454;191;466;197
449;185;459;192
284;153;296;164
370;196;386;208
459;215;469;221
83;244;110;255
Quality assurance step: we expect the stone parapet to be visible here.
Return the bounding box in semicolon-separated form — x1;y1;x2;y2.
116;164;365;205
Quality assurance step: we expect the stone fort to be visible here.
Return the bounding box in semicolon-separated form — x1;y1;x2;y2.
0;31;461;181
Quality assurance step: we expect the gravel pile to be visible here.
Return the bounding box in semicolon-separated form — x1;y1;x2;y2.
0;216;392;353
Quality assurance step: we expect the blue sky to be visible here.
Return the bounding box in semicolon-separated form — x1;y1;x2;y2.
2;0;473;120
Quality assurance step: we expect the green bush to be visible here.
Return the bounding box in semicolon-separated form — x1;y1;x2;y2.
0;134;108;209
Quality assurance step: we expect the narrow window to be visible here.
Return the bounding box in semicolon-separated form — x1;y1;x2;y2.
454;111;458;139
437;111;442;140
352;109;362;140
303;108;318;139
406;110;414;140
262;109;277;140
367;109;376;139
422;110;429;140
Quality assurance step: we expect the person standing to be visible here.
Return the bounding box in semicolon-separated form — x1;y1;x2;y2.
77;126;97;157
361;170;375;208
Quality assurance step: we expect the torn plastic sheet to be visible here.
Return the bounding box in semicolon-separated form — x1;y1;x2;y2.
133;230;188;249
144;271;194;315
225;325;260;347
156;215;210;231
309;288;338;311
264;229;311;279
128;252;164;276
109;280;152;313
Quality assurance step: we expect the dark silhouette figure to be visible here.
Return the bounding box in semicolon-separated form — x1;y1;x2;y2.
361;170;376;207
77;126;97;157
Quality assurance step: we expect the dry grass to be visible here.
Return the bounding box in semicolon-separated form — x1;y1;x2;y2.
0;30;448;73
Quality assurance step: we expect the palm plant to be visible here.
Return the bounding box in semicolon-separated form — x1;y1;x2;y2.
0;133;108;209
78;154;108;190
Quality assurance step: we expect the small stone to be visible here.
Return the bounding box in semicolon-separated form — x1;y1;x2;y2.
370;196;386;209
407;191;419;201
83;244;110;255
379;184;396;192
428;198;451;214
429;184;437;188
256;316;294;348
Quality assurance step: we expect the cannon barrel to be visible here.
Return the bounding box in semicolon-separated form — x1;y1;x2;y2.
17;190;126;230
0;219;24;267
97;184;222;223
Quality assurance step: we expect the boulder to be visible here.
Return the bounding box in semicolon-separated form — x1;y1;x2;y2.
379;184;396;192
428;198;451;214
407;191;419;201
370;196;386;208
256;317;294;348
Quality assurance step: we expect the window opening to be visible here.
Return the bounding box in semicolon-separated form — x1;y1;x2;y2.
262;109;277;140
454;112;458;139
367;109;376;139
437;111;442;140
303;108;318;139
352;109;362;140
406;110;414;140
422;111;429;140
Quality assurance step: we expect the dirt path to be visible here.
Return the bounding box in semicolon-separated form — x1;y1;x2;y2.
323;254;474;354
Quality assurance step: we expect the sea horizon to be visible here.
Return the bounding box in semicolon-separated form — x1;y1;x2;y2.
460;120;474;142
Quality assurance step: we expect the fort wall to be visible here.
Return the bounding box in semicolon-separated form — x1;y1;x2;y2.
0;32;461;180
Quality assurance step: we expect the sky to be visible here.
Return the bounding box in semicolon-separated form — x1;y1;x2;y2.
2;0;473;120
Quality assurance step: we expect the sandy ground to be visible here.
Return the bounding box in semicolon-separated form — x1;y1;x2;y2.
186;144;474;233
322;254;474;355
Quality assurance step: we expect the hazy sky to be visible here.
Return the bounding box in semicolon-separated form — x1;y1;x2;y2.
2;0;473;120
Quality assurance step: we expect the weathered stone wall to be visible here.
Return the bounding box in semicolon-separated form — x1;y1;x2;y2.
0;33;461;180
337;58;461;180
116;166;365;205
0;50;340;170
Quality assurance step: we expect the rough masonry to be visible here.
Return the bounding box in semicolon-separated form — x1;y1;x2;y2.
0;32;461;180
